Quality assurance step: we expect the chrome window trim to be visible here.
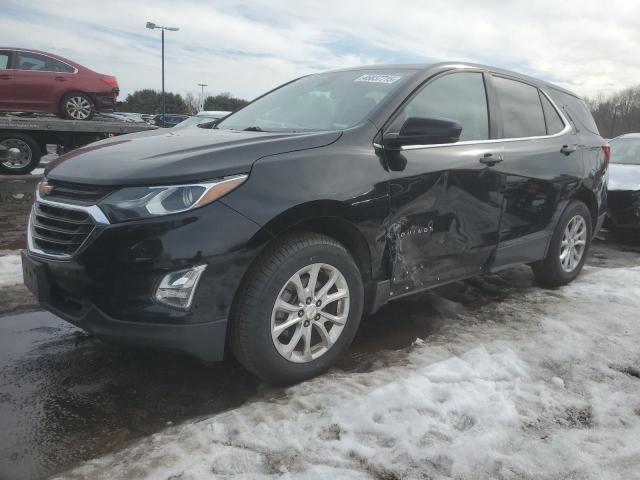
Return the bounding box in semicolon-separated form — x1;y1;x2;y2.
28;191;110;260
12;49;78;74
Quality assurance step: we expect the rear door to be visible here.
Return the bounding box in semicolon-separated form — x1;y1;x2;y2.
488;74;582;269
0;50;15;109
385;70;505;295
13;51;74;112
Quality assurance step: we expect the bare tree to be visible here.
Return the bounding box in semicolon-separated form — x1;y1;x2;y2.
184;92;199;115
587;85;640;138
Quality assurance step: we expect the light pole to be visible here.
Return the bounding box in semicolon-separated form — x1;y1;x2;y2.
146;22;179;125
611;103;622;138
198;83;208;112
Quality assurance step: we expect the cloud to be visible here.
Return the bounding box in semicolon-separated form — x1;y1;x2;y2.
1;0;639;101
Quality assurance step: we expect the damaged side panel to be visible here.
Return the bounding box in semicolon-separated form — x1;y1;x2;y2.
386;149;504;297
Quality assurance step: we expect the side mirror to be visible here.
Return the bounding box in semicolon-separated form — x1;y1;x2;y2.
384;117;462;148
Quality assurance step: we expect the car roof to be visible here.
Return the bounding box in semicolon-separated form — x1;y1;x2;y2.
0;47;84;70
323;61;580;99
197;111;231;116
613;133;640;138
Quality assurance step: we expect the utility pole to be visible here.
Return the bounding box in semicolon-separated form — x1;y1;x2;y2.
198;83;208;112
611;104;622;138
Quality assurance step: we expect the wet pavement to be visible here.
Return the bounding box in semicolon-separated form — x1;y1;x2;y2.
0;234;639;480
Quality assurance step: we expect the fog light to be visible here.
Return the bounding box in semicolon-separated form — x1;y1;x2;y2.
155;265;207;310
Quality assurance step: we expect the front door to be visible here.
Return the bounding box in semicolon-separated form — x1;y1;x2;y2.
384;71;504;296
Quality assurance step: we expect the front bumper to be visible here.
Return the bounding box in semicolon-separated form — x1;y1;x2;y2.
23;253;227;361
22;200;269;362
606;190;640;231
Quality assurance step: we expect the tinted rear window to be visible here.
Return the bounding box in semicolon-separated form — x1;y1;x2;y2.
493;76;546;138
52;59;74;73
548;89;600;135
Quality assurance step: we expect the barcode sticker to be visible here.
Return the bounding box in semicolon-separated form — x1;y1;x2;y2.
354;74;402;84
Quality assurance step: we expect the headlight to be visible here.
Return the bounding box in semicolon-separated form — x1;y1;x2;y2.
99;174;247;222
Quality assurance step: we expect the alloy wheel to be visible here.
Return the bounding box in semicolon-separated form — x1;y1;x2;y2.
65;96;92;120
559;214;587;272
271;263;350;363
1;139;32;169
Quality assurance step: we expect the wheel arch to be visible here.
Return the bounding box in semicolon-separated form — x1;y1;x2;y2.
572;187;598;233
257;200;375;283
228;200;379;328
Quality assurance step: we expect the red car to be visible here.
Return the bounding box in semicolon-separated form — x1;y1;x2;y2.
0;48;119;120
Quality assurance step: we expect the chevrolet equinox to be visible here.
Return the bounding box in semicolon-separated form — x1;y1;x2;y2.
22;63;608;384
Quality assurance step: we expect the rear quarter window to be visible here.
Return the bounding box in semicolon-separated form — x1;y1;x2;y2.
52;59;75;73
540;93;565;135
548;89;600;135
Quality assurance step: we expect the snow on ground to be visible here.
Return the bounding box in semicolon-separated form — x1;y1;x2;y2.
0;252;23;287
56;266;640;480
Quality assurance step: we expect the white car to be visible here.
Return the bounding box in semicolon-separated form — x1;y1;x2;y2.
172;111;231;130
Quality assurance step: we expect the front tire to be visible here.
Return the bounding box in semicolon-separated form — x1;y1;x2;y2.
532;201;592;287
229;233;364;385
60;92;95;120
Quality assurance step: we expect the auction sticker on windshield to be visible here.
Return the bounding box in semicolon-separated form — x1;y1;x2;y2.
354;74;403;84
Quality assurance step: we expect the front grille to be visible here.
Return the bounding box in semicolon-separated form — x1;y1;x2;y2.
30;202;95;257
45;180;113;205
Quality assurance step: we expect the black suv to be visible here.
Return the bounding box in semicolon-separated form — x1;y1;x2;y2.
22;63;608;384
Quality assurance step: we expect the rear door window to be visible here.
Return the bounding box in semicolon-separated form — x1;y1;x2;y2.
540;93;565;135
0;51;11;69
399;71;489;141
493;76;546;138
16;52;51;71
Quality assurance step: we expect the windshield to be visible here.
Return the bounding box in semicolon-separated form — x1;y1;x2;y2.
217;69;417;132
610;138;640;165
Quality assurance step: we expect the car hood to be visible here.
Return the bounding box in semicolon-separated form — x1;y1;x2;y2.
46;128;342;186
608;163;640;191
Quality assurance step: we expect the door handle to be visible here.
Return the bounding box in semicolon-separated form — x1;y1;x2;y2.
479;153;503;166
560;144;577;155
0;75;11;80
54;76;67;81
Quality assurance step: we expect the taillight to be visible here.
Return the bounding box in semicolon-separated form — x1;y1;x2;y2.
602;144;611;167
102;77;119;89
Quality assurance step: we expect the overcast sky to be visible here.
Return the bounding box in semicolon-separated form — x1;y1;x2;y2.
2;0;639;102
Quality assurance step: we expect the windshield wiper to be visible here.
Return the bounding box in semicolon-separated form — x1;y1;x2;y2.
243;126;265;132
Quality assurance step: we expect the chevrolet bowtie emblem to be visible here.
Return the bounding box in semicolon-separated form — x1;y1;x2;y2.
38;180;53;196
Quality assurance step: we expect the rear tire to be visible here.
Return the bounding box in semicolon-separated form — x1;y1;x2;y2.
229;232;364;385
0;133;41;174
532;201;592;287
59;92;95;120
